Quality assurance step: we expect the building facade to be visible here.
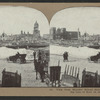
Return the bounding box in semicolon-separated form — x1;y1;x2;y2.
50;27;80;40
1;32;8;41
50;27;56;40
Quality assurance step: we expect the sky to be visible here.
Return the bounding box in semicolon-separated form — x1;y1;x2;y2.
0;6;49;36
50;7;100;35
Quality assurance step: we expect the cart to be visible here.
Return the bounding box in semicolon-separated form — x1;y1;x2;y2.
7;54;26;64
89;52;100;63
81;69;100;87
49;66;61;87
2;69;21;87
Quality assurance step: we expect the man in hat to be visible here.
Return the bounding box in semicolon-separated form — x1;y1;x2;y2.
33;51;36;60
63;52;68;61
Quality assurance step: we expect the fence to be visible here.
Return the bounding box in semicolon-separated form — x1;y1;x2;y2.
61;64;80;87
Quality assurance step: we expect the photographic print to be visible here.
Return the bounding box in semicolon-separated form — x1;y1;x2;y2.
0;2;100;97
0;6;50;87
0;3;100;91
50;7;100;87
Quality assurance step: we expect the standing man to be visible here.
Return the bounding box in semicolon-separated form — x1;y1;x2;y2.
63;52;68;61
65;52;68;61
38;50;42;61
39;61;45;82
33;51;36;60
63;52;66;61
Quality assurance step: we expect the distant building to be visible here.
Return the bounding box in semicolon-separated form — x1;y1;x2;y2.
1;32;8;41
50;27;80;40
33;21;40;39
66;31;79;40
92;34;100;42
82;32;90;40
50;27;56;40
19;30;34;43
43;34;50;39
21;30;23;35
56;28;61;39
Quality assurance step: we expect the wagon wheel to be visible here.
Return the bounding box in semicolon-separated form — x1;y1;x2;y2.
7;58;10;62
94;60;98;63
13;59;16;63
98;59;100;63
16;58;21;64
24;59;26;63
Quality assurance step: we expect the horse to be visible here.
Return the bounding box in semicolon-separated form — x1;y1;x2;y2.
34;59;40;80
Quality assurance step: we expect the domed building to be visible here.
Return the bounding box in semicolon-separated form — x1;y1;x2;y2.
1;32;8;41
33;21;41;39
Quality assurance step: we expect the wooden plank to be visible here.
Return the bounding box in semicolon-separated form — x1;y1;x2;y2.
67;65;69;75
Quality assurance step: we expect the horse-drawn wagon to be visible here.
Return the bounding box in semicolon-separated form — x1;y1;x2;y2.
88;52;100;63
7;53;26;64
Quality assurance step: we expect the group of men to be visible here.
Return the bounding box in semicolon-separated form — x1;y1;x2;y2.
33;50;42;61
33;50;48;82
33;50;68;83
63;52;68;61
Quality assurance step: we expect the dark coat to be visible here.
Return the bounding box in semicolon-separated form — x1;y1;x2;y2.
63;52;68;60
34;59;39;72
33;52;36;58
39;62;45;74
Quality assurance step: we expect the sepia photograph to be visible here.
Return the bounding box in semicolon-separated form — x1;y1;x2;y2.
0;2;100;97
0;4;100;90
50;7;100;87
0;6;50;87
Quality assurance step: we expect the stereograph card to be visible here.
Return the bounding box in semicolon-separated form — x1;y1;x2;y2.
0;3;99;96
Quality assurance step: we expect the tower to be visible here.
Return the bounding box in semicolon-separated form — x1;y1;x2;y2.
34;21;39;31
78;28;81;39
1;32;7;41
33;21;40;39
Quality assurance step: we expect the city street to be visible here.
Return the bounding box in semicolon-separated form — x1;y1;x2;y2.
50;54;100;84
0;60;47;87
0;52;100;87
